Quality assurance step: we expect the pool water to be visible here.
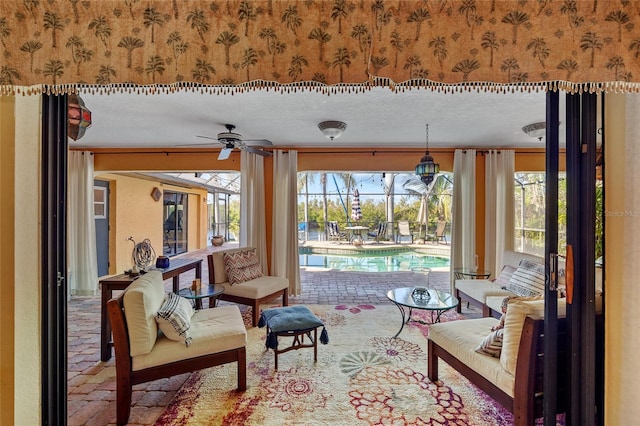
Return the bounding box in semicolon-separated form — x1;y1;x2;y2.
299;251;450;272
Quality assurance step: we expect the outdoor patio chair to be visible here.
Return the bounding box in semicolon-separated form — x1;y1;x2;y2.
367;222;387;242
396;221;414;244
429;221;448;244
328;221;348;242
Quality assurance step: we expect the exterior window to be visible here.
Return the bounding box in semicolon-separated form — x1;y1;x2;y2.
163;191;187;256
93;186;107;218
514;172;567;257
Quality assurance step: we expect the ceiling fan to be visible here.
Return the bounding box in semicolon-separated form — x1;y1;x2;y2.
194;124;273;160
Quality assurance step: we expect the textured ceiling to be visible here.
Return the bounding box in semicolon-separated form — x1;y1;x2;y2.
73;87;565;152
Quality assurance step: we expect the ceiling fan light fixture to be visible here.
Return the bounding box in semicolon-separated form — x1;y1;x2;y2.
522;121;546;140
318;120;347;140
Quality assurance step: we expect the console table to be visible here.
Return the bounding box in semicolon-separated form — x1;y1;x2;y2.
99;258;202;361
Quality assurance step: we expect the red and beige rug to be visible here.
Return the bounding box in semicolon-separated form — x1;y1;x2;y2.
155;305;514;425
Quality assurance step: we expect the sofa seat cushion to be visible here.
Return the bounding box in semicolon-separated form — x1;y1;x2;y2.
429;318;514;397
455;279;513;303
123;270;166;357
219;276;289;300
132;305;247;371
486;295;515;315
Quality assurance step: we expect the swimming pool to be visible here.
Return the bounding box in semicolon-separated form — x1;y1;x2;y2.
299;250;450;272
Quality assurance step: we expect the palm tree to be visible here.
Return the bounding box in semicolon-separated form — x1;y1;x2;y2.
288;54;308;80
557;58;578;80
143;6;166;44
281;5;301;36
216;31;240;66
74;46;94;75
167;32;189;71
481;31;499;67
43;11;64;48
526;37;550;68
259;27;277;54
43;59;64;84
605;56;625;81
332;47;351;82
501;10;529;45
0;65;20;85
238;1;257;37
407;8;430;41
580;31;603;68
500;57;520;82
187;9;209;44
390;30;404;68
458;0;477;28
0;17;11;49
308;28;331;62
271;40;286;67
370;56;389;75
96;65;116;84
451;58;480;81
429;36;447;70
605;10;630;43
241;48;258;81
331;0;349;34
20;40;43;72
192;58;215;83
117;36;144;68
145;55;165;83
88;16;112;49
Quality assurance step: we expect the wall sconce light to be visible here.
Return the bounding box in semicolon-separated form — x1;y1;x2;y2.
318;120;347;140
415;124;440;185
68;93;92;141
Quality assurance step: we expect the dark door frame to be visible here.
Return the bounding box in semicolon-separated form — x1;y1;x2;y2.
41;94;68;425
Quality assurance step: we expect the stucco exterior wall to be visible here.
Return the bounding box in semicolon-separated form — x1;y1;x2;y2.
95;173;208;274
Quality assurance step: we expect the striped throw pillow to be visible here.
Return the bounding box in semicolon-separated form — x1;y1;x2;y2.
507;259;546;297
156;292;193;347
223;249;263;285
494;264;517;289
475;328;504;358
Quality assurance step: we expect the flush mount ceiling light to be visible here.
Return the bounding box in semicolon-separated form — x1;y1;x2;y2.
522;121;546;140
318;120;347;140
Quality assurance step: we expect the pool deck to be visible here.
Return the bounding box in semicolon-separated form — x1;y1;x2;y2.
299;237;451;258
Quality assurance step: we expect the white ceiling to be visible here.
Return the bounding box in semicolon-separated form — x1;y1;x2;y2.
73;86;565;151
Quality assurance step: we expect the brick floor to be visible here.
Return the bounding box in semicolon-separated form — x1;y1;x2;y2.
68;244;481;425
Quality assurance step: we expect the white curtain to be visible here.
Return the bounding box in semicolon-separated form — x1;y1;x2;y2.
484;150;515;276
240;150;267;272
67;151;98;296
271;150;301;296
450;149;476;293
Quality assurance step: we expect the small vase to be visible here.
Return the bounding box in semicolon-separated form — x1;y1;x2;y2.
211;236;224;246
156;256;170;269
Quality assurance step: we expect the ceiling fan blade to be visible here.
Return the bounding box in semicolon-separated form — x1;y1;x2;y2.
196;135;219;141
243;139;273;146
217;147;233;160
244;146;273;157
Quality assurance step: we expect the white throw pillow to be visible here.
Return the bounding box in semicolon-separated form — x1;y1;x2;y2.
156;292;194;347
507;259;546;296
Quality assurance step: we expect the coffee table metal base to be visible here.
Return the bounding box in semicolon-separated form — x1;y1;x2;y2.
390;304;451;338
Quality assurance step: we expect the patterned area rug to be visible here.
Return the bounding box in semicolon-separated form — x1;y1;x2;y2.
155;305;514;426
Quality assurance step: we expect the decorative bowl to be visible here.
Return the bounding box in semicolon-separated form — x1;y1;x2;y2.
411;286;431;301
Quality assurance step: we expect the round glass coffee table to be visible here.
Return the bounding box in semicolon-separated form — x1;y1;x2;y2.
178;284;224;310
386;287;459;338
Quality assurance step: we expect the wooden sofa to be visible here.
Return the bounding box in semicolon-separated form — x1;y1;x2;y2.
455;250;544;317
428;298;569;425
107;270;247;425
208;247;289;327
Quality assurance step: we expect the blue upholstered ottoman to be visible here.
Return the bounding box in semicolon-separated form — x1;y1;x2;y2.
258;305;329;369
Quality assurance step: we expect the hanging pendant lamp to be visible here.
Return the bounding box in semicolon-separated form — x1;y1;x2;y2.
415;124;439;185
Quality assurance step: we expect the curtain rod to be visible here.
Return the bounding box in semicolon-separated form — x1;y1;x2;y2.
78;148;553;155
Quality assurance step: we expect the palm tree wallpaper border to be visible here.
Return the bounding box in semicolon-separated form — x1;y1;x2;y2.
1;0;640;94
